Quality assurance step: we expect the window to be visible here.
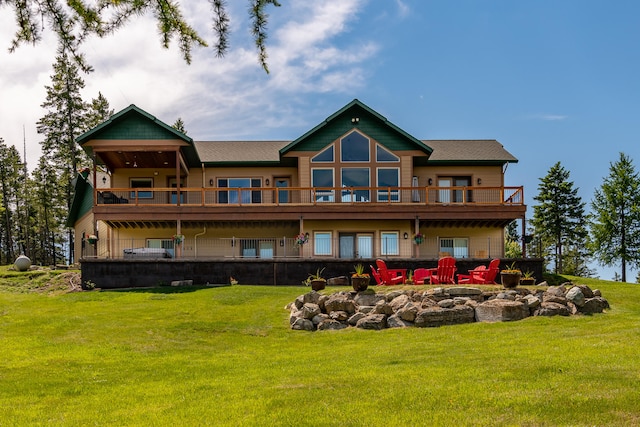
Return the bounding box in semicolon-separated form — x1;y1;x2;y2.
341;168;369;201
381;232;399;256
377;168;400;201
312;145;334;162
376;145;399;162
130;178;153;199
218;178;262;204
314;232;332;255
440;238;469;258
312;169;334;202
341;131;369;162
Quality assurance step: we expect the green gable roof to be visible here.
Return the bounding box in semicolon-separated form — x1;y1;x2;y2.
281;99;433;155
76;104;201;167
66;173;94;228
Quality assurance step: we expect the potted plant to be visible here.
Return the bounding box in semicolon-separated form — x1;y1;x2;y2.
351;264;370;291
173;234;184;245
520;271;536;286
405;270;414;285
500;262;521;288
294;232;308;247
87;234;98;244
303;267;326;291
413;232;424;245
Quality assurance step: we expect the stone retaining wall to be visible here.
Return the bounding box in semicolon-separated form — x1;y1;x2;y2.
287;282;609;331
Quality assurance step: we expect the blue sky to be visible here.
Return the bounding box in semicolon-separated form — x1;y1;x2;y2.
1;0;639;280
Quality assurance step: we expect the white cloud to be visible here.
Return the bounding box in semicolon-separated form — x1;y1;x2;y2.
0;0;376;167
525;113;569;121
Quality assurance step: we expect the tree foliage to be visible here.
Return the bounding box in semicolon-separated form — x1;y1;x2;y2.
531;162;588;274
35;48;113;264
3;0;281;73
589;152;640;282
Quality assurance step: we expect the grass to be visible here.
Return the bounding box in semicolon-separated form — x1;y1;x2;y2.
1;267;639;426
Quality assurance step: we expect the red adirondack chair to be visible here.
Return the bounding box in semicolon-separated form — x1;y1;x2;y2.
429;256;457;284
375;259;406;285
413;268;432;285
458;258;500;284
370;265;383;285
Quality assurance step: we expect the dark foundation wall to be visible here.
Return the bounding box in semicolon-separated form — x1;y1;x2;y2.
80;258;544;289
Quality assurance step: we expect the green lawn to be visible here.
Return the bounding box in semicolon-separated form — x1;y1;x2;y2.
1;270;639;426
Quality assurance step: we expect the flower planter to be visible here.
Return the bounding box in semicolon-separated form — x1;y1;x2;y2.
310;279;326;291
500;272;521;289
351;276;370;292
520;277;535;286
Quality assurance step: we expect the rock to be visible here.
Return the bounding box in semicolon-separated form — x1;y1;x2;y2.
566;287;585;307
396;303;419;322
303;292;321;305
324;293;357;314
291;317;314;331
356;314;387;330
387;314;413;328
348;312;367;326
311;313;329;325
329;310;349;321
354;292;384;307
543;294;567;305
496;291;516;301
593;289;602;297
372;300;394;315
317;319;348;330
414;305;475;327
302;303;321;319
438;299;455;308
389;294;412;311
579;297;610;314
453;296;471;305
447;287;483;297
523;294;541;309
534;301;571;316
576;285;594;298
475;299;529;322
327;276;349;286
547;285;566;297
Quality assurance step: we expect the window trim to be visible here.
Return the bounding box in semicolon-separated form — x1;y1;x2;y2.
380;231;400;256
130;177;153;199
313;231;333;256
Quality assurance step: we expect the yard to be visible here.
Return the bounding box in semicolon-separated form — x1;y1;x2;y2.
1;268;639;426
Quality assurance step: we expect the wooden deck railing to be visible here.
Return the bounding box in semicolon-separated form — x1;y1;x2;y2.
95;186;524;207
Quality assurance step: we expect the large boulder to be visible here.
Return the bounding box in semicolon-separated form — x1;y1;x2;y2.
579;297;610;314
534;301;571;317
414;305;475;327
566;287;585;307
356;314;387;330
324;293;357;314
475;299;529;322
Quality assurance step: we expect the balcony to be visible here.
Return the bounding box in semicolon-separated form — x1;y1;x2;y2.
95;185;524;207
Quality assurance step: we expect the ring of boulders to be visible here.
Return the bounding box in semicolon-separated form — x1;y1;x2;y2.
286;282;610;331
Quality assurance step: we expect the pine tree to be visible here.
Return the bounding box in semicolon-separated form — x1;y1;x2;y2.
0;140;24;264
531;162;588;274
589;152;640;282
35;48;113;264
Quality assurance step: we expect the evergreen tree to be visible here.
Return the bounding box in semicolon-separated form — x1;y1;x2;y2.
589;152;640;282
4;0;281;73
0;140;24;264
172;118;187;134
36;49;113;264
531;162;588;274
504;220;522;258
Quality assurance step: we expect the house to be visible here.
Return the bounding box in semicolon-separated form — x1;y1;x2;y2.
69;99;526;270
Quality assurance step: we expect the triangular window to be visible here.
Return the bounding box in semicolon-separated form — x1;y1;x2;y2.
312;145;334;162
376;144;399;162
